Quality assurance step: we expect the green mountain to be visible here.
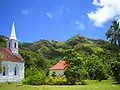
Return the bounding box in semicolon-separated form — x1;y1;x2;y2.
0;34;119;69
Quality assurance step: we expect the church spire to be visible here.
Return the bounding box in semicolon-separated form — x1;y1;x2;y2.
7;22;18;54
10;22;17;40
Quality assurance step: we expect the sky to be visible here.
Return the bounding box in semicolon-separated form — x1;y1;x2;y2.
0;0;120;42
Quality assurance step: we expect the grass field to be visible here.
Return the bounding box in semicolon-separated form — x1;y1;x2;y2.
0;80;120;90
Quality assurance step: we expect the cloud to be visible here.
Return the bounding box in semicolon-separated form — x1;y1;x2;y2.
75;20;85;30
46;12;53;18
21;9;28;15
59;5;69;14
87;0;120;27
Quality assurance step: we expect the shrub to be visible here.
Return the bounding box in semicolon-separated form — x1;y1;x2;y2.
23;69;46;85
44;76;68;85
80;80;87;85
23;75;43;85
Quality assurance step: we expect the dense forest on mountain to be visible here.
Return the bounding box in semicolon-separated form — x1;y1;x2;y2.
0;29;120;84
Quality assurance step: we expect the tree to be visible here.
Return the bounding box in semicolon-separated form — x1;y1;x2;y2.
94;62;106;82
106;20;120;46
64;67;86;84
86;54;107;82
111;61;120;83
63;49;86;84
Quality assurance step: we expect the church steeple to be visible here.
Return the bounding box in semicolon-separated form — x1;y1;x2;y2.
10;22;17;40
7;22;19;54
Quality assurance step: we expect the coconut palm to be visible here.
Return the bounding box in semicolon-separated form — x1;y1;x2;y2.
106;20;120;46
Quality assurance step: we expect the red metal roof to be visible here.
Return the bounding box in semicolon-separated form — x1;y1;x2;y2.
49;60;67;70
0;47;24;63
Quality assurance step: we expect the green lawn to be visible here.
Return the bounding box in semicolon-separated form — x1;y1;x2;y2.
0;80;120;90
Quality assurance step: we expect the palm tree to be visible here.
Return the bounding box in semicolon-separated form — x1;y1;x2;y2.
106;20;120;46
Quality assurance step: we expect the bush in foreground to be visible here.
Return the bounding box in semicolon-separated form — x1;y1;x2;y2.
44;76;68;85
23;69;46;85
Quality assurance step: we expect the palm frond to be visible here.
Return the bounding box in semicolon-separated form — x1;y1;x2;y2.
106;20;120;45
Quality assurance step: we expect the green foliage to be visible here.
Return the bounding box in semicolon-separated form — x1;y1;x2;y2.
64;49;86;84
19;49;47;70
75;80;88;85
23;69;46;85
44;76;68;85
106;20;120;46
51;72;57;77
63;49;109;83
111;61;120;83
64;68;86;84
80;80;88;85
1;33;120;84
65;34;91;47
0;35;7;47
86;54;108;81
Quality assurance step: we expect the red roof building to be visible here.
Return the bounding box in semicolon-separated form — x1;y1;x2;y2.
0;47;24;63
49;60;67;76
49;60;67;70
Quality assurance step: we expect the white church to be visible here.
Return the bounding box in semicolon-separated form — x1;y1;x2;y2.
0;22;24;82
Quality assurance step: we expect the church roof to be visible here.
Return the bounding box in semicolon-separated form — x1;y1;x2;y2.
10;22;17;40
49;60;67;70
0;47;24;63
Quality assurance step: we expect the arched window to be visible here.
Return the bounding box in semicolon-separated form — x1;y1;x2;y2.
3;64;8;76
14;65;19;76
3;67;6;76
9;42;10;47
14;42;16;48
14;67;17;76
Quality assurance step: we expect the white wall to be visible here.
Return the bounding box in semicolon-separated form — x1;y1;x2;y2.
0;60;24;82
49;70;64;76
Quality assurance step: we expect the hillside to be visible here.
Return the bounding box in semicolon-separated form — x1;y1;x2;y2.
0;34;119;68
1;34;120;84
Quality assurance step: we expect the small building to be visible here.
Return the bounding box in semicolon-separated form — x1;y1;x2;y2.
49;60;67;77
0;22;24;82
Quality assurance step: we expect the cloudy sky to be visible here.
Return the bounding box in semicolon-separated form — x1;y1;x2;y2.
0;0;119;42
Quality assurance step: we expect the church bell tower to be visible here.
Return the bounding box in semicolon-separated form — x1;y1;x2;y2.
7;22;18;54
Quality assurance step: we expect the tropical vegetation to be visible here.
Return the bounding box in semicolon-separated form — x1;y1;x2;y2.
0;20;120;85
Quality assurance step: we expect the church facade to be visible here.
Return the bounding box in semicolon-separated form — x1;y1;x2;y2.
0;22;24;82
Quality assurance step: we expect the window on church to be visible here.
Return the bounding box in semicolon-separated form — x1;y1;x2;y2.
14;42;16;48
3;67;6;76
14;67;17;76
3;65;8;76
9;42;10;47
14;65;19;76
